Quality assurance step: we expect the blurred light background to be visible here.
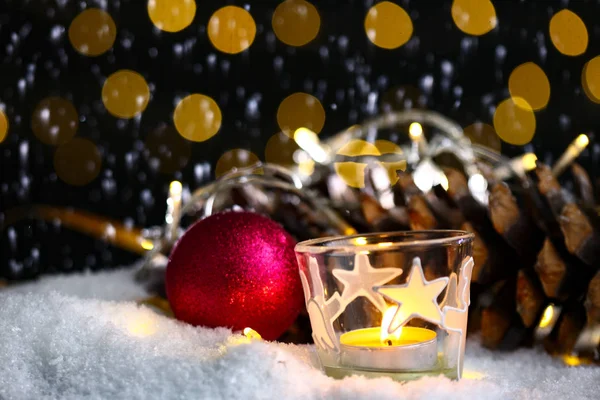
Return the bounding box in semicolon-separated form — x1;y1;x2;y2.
1;0;600;280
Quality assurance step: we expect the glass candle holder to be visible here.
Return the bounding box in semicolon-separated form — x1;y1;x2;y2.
295;230;474;381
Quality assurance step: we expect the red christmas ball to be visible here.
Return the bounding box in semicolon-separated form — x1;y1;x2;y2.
165;211;304;340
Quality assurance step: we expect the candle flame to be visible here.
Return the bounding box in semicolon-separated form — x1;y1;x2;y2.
381;305;402;343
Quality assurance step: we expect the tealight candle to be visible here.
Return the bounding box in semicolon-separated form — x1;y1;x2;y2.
339;306;438;371
340;327;437;371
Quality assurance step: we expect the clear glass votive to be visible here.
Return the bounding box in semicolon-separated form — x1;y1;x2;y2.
295;230;474;381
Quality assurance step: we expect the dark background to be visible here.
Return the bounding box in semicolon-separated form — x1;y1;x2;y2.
2;0;600;281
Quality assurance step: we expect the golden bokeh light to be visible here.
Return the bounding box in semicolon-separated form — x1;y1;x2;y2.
68;8;117;56
493;97;536;145
451;0;497;36
582;56;600;103
145;124;191;174
334;139;405;188
364;1;413;49
215;148;260;178
375;139;406;185
272;0;320;47
208;6;256;54
102;70;150;119
338;139;380;157
54;138;102;186
508;62;550;111
173;94;222;142
277;92;325;137
334;162;368;189
464;122;501;152
549;9;588;56
147;0;196;33
0;109;8;144
31;97;79;146
265;132;298;165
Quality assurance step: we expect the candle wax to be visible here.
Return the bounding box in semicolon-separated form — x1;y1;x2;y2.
339;327;438;371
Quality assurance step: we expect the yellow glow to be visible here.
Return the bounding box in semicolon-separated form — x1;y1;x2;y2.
464;122;501;152
334;162;367;188
378;242;393;248
265;132;315;176
508;62;551;111
208;6;256;54
451;0;497;36
140;239;155;251
582;56;600;103
493;97;536;145
562;354;583;367
54;138;102;186
440;173;449;191
364;1;413;49
215;148;260;178
354;237;368;246
32;97;78;146
293;128;329;163
409;122;423;140
173;94;222;142
243;327;262;340
576;133;590;148
462;370;486;380
145;125;191;174
337;140;380;157
381;305;402;343
102;70;150;119
521;153;538;171
127;314;158;337
277;92;325;137
69;8;117;56
538;304;555;329
147;0;196;33
549;9;588;56
272;0;320;47
0;109;8;144
169;180;183;195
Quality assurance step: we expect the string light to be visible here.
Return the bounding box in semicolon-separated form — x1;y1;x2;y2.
208;6;256;54
102;70;150;119
582;56;600;103
464;122;501;152
0;108;8;144
549;9;588;56
69;8;117;56
54;138;102;186
173;94;222;142
31;97;79;146
147;0;196;33
364;1;413;49
277;93;325;137
508;62;551;111
493;97;536;145
215;149;260;178
451;0;497;36
272;0;320;47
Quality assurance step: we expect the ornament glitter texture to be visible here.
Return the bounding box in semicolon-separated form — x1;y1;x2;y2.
165;211;304;340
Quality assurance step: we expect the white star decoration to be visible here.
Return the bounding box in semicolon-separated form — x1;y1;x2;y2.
442;256;474;379
332;253;403;313
375;257;449;333
299;257;343;353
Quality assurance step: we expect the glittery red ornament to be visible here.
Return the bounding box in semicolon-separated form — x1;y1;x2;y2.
165;211;304;340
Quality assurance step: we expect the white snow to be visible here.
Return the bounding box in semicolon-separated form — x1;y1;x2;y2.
0;268;599;400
